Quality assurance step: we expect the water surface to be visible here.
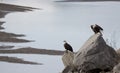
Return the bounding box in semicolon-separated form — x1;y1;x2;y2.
1;0;120;51
0;54;63;73
0;1;120;73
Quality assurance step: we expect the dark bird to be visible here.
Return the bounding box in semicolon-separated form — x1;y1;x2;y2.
91;24;103;34
63;40;73;52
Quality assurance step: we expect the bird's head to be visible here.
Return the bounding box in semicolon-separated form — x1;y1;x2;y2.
63;40;67;43
91;25;94;28
95;24;97;26
91;25;94;27
92;24;97;28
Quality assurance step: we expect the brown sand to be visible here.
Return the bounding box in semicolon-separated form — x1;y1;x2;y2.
0;45;14;49
0;3;39;12
0;31;32;43
0;47;64;55
0;56;42;65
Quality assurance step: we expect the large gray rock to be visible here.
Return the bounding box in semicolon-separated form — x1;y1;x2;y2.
73;33;119;73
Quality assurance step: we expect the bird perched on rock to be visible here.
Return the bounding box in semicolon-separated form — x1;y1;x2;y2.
91;24;103;34
63;40;73;52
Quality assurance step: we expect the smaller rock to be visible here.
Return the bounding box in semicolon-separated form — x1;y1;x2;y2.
62;50;75;73
62;50;74;67
113;63;120;73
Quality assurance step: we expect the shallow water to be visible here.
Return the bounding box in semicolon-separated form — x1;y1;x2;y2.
1;0;120;51
0;54;63;73
0;0;120;73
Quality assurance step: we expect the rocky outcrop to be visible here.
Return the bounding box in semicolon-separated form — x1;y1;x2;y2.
62;33;119;73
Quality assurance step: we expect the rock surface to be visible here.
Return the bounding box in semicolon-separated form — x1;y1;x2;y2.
62;51;75;73
62;51;74;67
113;63;120;73
73;33;118;73
62;33;119;73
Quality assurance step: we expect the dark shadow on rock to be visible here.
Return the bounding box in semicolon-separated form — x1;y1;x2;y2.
0;56;42;65
0;47;64;55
